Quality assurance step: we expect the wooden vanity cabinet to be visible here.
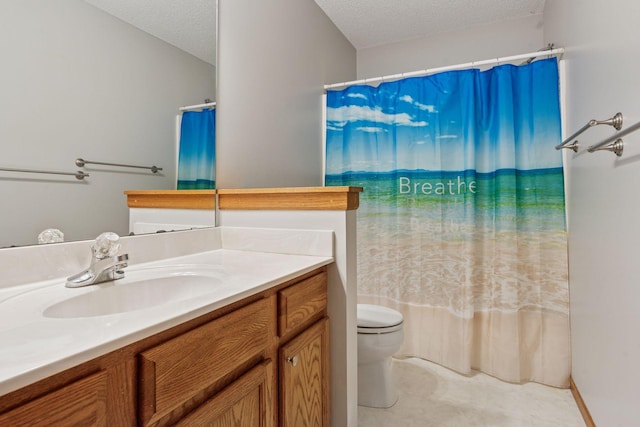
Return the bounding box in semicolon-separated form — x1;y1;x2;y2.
0;266;329;427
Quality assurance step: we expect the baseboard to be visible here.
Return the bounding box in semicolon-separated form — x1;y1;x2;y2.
570;376;596;427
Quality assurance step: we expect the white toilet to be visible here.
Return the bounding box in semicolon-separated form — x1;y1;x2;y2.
357;303;404;408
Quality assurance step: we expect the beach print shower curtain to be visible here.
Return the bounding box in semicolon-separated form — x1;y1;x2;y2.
177;109;216;189
325;58;570;387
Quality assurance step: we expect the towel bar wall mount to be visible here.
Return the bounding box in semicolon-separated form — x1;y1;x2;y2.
588;138;624;156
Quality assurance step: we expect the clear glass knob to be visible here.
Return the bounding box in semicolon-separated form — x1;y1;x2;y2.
92;232;121;259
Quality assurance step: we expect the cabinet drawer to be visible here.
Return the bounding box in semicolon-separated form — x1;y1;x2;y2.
139;298;274;426
278;271;327;338
0;370;107;427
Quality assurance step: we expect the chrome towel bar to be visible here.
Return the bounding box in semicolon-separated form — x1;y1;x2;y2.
76;158;162;173
0;167;88;180
555;112;623;152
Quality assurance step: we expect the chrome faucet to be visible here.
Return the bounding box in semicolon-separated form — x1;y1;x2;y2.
66;232;129;288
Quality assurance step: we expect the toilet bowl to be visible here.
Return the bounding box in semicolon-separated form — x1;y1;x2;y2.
357;304;404;408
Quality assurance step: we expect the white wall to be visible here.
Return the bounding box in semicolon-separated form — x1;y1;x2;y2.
0;0;215;247
216;0;356;188
357;14;543;79
544;1;640;425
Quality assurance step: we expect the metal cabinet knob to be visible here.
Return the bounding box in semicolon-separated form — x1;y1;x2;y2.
286;355;299;367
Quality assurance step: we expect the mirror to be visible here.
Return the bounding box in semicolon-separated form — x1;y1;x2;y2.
0;0;217;248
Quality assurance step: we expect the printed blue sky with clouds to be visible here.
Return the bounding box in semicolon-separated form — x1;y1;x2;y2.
325;58;562;175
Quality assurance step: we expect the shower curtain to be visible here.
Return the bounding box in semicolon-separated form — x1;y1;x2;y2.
325;58;570;387
177;109;216;189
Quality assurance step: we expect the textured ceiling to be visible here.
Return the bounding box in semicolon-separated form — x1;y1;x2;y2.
84;0;216;65
83;0;545;65
314;0;545;49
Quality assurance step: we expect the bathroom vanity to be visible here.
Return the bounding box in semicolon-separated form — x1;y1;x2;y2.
0;228;333;426
0;267;328;426
0;186;362;426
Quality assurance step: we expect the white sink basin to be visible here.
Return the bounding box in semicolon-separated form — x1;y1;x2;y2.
43;266;226;319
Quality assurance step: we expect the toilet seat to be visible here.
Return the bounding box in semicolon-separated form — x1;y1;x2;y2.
357;304;404;334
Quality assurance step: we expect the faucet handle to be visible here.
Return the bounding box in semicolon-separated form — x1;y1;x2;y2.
92;232;121;259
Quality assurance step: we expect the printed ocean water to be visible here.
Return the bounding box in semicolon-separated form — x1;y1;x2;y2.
326;167;566;233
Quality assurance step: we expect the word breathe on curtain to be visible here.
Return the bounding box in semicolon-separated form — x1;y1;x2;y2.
177;109;216;189
399;175;476;195
325;58;570;388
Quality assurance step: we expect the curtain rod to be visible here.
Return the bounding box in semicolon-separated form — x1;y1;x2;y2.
324;47;565;90
179;101;216;112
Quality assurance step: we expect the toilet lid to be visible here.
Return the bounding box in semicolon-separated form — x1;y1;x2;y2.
357;304;403;329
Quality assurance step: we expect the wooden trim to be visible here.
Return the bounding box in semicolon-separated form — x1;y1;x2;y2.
217;186;362;211
124;190;215;210
570;376;596;427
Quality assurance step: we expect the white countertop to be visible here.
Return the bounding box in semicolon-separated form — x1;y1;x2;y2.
0;228;334;396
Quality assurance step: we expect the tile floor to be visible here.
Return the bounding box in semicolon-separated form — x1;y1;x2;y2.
358;357;586;427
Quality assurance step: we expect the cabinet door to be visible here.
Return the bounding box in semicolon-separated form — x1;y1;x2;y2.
0;370;108;427
279;318;329;427
174;360;274;427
